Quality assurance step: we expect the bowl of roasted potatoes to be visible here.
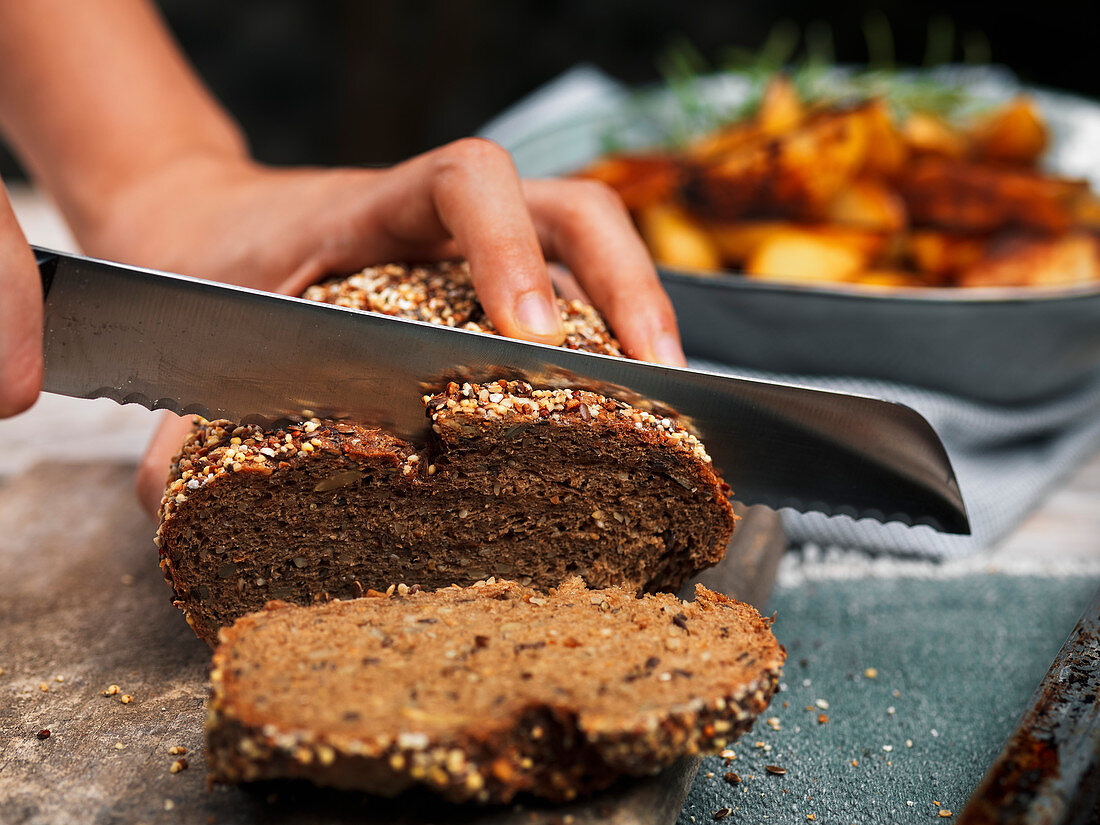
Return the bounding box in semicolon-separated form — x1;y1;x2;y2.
507;66;1100;403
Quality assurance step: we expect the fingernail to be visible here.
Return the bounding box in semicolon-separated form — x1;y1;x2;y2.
652;333;687;367
515;291;562;339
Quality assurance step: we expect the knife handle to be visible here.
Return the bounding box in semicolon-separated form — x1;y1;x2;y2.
32;246;59;298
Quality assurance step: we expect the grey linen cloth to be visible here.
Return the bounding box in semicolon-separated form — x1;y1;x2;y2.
482;67;1100;557
689;361;1100;557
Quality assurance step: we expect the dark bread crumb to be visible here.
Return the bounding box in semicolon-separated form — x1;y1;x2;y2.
206;577;784;803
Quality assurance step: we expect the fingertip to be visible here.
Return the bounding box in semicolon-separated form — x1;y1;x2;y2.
513;290;566;345
651;331;688;367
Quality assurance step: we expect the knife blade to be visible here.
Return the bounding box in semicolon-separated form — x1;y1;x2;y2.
35;246;969;533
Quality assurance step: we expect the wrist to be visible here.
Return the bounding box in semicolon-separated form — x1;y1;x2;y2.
76;149;254;264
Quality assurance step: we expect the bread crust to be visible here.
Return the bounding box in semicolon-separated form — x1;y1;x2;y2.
206;578;784;804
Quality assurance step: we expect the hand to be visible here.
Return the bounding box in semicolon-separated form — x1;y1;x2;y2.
0;182;43;417
112;140;686;516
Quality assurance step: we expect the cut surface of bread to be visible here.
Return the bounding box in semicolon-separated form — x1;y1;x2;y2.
206;578;784;803
158;379;735;645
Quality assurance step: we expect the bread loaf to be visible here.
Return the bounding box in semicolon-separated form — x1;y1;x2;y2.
206;577;784;803
156;262;736;645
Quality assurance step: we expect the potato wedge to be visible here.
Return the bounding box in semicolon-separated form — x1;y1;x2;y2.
860;100;908;178
683;105;871;221
574;154;680;211
707;221;886;265
847;269;929;288
897;157;1090;233
638;203;723;272
959;234;1100;288
969;97;1047;166
823;178;907;232
902;112;968;159
744;228;872;283
907;231;991;281
757;74;804;136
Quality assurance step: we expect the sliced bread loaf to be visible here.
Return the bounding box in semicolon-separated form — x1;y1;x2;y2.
206;577;784;803
158;378;735;645
157;262;735;645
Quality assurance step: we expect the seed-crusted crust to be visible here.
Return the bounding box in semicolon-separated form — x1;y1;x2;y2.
206;578;784;804
157;379;735;645
302;261;622;356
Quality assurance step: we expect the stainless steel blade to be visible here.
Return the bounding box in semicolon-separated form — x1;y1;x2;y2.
38;248;969;533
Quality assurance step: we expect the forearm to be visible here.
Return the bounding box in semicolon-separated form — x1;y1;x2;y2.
0;0;247;248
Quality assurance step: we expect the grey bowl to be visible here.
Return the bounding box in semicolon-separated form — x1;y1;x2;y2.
659;268;1100;404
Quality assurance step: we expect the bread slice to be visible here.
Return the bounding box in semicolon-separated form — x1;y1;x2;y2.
158;379;735;645
206;577;784;803
156;262;736;646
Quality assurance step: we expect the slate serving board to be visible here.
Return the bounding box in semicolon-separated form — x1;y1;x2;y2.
0;462;784;825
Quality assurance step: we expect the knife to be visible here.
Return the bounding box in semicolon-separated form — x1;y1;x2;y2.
35;246;969;533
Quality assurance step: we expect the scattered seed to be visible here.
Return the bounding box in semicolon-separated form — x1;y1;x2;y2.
37;729;50;740
120;695;133;704
168;746;187;755
807;815;816;821
115;743;125;750
887;706;896;715
765;765;787;775
54;675;64;683
766;717;781;730
906;739;913;748
724;772;741;785
38;682;49;692
851;759;858;767
814;698;829;709
864;667;878;679
102;685;120;696
713;808;731;820
170;758;189;774
720;749;737;760
939;811;952;818
164;800;175;811
883;745;894;752
817;714;829;725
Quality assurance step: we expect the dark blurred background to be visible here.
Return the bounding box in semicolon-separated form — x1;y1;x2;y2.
2;0;1098;177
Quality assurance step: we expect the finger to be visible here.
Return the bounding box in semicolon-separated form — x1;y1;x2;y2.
0;183;43;416
136;412;194;519
355;139;565;345
523;178;686;366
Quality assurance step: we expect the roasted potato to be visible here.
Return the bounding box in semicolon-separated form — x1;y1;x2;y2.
575;154;680;211
823;178;907;232
906;231;991;282
902;112;968;159
683;105;871;221
744;228;874;283
757;74;804;136
637;203;722;271
959;234;1100;288
860;100;909;179
897;157;1090;233
969;97;1047;166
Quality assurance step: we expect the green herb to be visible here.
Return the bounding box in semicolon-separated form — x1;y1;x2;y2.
597;15;992;152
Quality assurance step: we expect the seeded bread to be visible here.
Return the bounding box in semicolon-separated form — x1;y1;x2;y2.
206;577;784;803
157;262;736;645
